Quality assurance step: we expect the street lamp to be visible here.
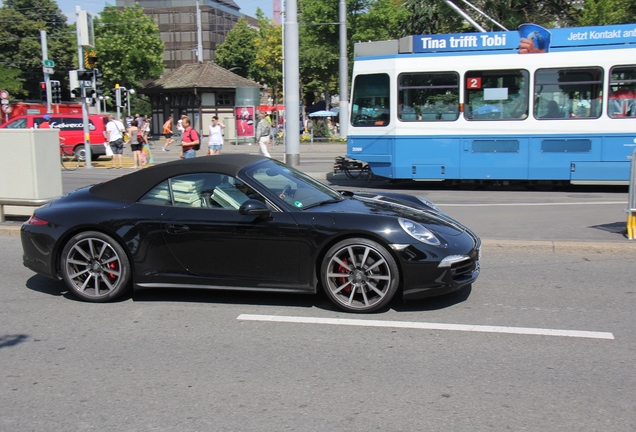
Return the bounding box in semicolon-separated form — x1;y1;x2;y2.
127;89;135;117
99;95;110;113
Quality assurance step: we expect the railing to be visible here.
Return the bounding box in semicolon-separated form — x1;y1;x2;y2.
0;197;58;223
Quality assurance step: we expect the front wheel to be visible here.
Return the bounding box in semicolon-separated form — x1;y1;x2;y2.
321;238;399;312
60;152;79;171
60;231;131;302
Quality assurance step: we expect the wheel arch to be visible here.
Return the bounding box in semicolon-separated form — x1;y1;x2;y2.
54;225;136;282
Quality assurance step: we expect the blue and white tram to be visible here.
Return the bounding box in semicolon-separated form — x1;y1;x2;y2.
347;23;636;184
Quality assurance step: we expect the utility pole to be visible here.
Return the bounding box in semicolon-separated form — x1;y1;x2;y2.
338;0;348;138
40;31;52;114
76;7;93;168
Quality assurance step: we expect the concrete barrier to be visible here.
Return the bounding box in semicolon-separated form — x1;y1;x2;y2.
0;129;63;217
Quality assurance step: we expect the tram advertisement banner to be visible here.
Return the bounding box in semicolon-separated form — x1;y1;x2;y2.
236;106;255;138
411;23;636;54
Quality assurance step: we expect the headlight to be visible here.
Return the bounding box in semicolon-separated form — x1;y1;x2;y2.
416;197;441;213
398;218;441;246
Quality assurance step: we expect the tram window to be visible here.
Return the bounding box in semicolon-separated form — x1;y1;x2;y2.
351;73;390;127
608;65;636;118
464;69;529;121
534;67;603;119
398;72;459;121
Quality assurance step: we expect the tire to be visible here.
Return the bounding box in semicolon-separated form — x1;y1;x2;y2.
74;146;87;162
60;152;79;171
60;231;132;302
321;238;399;312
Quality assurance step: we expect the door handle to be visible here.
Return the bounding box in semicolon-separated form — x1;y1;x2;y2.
166;224;190;234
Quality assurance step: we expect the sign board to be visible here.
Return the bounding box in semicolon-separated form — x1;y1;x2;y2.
43;67;54;74
43;59;55;68
0;90;8;100
1;99;8;105
2;105;12;114
78;11;95;48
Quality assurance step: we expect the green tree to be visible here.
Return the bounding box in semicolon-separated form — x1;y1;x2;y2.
0;0;75;100
253;10;283;104
94;5;164;92
579;0;635;25
215;17;257;79
400;0;580;35
0;66;27;97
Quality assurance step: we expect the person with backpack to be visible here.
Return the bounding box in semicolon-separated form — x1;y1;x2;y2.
180;116;200;159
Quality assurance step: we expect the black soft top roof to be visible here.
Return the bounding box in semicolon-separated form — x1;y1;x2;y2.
90;154;267;202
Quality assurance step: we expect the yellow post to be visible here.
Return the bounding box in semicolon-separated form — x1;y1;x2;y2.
628;212;636;240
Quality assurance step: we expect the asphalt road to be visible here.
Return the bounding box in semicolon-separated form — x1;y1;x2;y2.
2;235;635;431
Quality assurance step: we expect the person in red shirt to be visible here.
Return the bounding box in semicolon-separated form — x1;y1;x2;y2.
180;117;200;159
39;114;51;129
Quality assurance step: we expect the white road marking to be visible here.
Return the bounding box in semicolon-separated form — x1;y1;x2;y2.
237;314;615;340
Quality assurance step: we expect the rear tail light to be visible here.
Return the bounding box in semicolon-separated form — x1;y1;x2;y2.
25;215;49;226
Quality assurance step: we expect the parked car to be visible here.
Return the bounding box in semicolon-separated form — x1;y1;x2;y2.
0;114;109;161
21;154;481;313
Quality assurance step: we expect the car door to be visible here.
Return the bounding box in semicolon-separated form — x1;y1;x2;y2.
159;173;305;289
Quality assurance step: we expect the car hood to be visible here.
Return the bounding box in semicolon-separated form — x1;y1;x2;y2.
325;194;467;237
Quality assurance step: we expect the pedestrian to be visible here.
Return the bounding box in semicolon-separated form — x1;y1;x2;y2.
135;114;147;145
162;116;173;151
143;115;152;143
180;116;200;159
39;114;51;129
208;115;225;156
255;112;272;157
128;119;142;169
177;114;186;136
106;114;126;169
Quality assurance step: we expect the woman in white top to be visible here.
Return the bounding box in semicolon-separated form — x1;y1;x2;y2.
208;116;225;156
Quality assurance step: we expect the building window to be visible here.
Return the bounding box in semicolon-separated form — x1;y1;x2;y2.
217;93;233;106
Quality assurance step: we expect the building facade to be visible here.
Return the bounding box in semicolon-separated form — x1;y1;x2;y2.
138;61;261;140
115;0;255;71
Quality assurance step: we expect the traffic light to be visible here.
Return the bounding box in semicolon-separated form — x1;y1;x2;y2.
77;70;93;81
71;87;83;98
50;80;62;104
120;87;127;107
84;51;97;69
91;69;103;99
39;82;47;102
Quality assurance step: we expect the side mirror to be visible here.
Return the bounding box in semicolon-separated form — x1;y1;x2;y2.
239;199;271;218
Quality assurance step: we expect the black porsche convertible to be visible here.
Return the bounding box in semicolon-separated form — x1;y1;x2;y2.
21;154;480;312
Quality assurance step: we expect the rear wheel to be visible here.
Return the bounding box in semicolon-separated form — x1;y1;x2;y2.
74;146;87;162
60;231;131;302
321;238;399;312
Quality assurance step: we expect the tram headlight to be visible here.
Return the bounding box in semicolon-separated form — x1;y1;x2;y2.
398;218;441;246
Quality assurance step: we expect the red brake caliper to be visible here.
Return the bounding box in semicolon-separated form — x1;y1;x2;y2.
107;262;118;280
337;258;351;294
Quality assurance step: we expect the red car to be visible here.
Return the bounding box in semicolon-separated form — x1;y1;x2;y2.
0;114;109;161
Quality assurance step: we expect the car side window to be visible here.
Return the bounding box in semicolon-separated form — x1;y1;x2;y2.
5;118;27;129
138;173;264;210
138;180;171;206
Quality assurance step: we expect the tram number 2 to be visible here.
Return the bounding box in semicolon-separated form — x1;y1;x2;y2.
467;77;482;89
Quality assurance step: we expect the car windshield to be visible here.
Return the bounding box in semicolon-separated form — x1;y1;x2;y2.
245;158;343;209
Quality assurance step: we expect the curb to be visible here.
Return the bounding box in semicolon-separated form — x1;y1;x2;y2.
2;224;634;252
